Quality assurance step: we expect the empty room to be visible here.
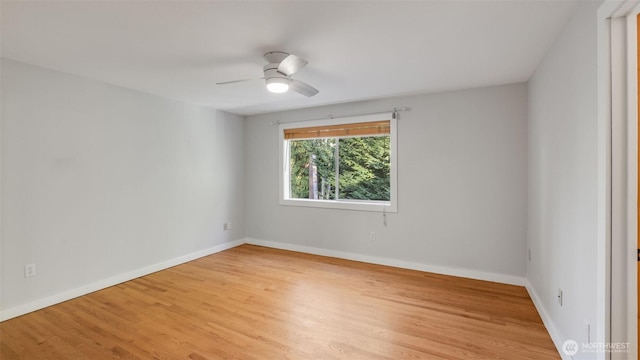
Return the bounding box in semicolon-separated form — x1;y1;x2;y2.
0;1;637;359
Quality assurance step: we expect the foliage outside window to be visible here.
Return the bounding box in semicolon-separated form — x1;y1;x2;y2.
279;114;397;212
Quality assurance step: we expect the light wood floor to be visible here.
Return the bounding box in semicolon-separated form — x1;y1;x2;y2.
1;245;559;359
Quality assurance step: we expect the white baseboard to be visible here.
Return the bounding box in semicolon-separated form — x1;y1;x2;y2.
246;238;525;286
525;280;569;359
0;239;246;322
1;238;528;323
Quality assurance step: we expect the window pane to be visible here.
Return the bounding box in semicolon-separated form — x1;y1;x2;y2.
338;136;390;201
289;138;336;200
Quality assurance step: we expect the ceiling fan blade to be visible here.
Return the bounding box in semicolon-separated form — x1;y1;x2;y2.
216;78;262;85
278;54;308;76
290;79;319;97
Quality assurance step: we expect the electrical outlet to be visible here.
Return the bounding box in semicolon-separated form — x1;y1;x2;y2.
369;232;376;241
25;264;36;278
223;222;232;231
557;288;563;306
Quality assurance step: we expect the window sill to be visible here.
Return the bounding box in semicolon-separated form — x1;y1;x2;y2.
280;198;397;213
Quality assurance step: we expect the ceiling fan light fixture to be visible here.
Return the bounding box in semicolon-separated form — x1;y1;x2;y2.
218;52;318;97
266;77;290;93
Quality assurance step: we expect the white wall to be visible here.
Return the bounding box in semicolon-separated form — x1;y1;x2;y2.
245;83;528;282
527;1;601;358
0;59;245;318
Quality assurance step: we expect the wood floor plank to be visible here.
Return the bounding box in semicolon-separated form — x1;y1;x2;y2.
0;245;559;359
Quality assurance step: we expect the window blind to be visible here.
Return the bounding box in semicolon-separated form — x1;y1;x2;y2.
283;120;390;140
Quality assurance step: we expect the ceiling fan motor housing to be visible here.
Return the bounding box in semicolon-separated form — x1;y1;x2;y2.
263;51;289;64
263;63;287;80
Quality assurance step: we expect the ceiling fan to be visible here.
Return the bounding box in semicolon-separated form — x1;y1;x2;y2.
216;51;319;97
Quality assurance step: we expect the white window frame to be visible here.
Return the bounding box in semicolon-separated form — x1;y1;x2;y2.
279;112;398;212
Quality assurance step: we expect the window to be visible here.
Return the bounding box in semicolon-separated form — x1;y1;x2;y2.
279;113;397;212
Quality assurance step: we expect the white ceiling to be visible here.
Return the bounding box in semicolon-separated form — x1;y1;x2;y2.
1;1;578;115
